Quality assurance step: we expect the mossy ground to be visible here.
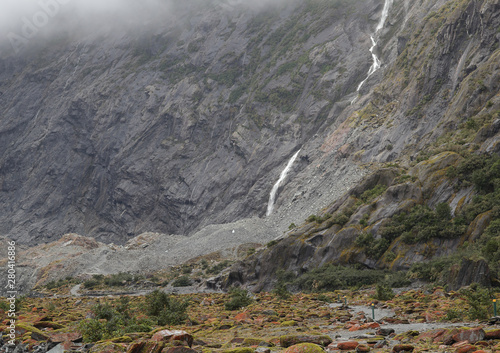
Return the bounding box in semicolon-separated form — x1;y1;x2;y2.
2;287;500;352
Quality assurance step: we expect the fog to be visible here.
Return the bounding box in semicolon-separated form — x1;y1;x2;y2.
0;0;291;53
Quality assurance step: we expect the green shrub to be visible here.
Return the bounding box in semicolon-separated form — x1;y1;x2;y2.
374;284;394;301
104;272;139;287
79;319;107;342
145;290;190;325
272;282;291;300
331;213;350;226
445;308;464;321
307;214;319;223
206;260;231;274
83;279;100;289
381;203;466;245
360;184;387;203
224;288;253;310
408;256;456;282
200;260;209;270
316;294;332;302
172;276;192;287
93;303;115;321
0;300;9;311
460;284;492;320
80;299;147;342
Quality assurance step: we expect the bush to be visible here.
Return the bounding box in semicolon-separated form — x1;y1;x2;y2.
272;282;291;300
331;213;350;226
408;256;456;282
104;272;138;287
294;265;383;292
0;300;9;311
374;284;394;301
79;299;145;342
79;319;107;342
206;260;231;274
172;276;192;287
360;185;387;203
380;203;466;245
460;284;492;320
83;279;100;289
224;288;253;310
145;290;190;325
93;303;115;321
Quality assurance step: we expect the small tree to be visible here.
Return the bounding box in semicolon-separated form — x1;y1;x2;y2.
224;288;253;310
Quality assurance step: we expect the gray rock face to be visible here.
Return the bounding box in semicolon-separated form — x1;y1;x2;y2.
0;0;499;288
0;0;383;245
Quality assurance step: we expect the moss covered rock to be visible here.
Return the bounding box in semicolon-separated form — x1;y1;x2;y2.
283;343;325;353
280;335;332;348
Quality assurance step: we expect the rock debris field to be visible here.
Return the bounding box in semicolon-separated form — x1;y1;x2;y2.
2;287;500;353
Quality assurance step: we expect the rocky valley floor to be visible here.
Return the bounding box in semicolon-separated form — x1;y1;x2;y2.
1;287;500;353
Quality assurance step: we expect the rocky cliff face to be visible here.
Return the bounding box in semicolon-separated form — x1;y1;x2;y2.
221;0;500;290
1;0;500;291
0;0;386;245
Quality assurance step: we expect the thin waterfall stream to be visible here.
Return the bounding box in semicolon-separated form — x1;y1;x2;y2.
266;150;301;217
351;0;393;104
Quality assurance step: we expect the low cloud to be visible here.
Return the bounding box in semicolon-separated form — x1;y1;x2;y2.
0;0;292;54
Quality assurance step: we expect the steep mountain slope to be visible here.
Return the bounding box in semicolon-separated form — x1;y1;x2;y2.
1;0;388;245
1;0;499;295
223;0;500;291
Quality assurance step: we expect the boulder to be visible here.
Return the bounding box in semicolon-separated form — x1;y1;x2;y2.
127;341;164;353
162;347;198;353
452;328;485;345
454;345;477;353
392;344;414;352
280;335;332;348
337;341;359;350
355;344;370;352
447;259;491;291
376;328;395;336
484;329;500;339
283;343;325;353
151;330;193;347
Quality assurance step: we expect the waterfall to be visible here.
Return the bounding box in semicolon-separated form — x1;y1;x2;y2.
266;150;301;217
352;0;393;103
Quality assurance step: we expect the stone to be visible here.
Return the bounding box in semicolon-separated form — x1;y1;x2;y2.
392;344;414;352
337;341;359;350
151;330;193;347
361;322;379;329
222;348;254;353
91;342;128;353
484;329;500;339
376;328;395;336
127;341;164;353
282;343;325;353
355;344;370;352
241;338;269;347
234;312;252;322
454;345;477;353
280;335;332;348
452;328;485;345
162;347;198;353
49;332;83;343
255;348;271;353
